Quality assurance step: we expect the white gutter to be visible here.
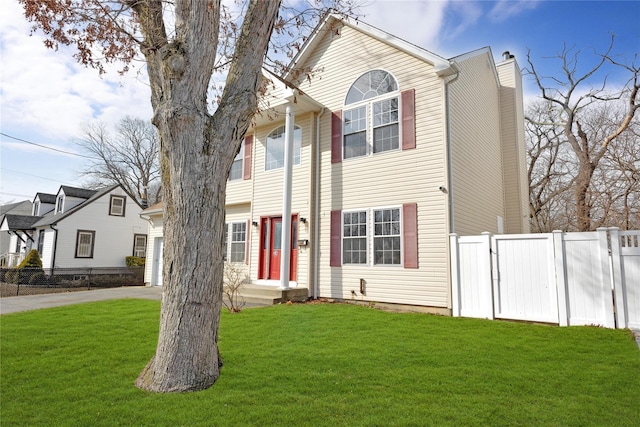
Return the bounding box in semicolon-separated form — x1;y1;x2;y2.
444;67;460;234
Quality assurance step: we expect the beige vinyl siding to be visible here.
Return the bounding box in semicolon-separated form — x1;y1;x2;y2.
449;51;505;236
497;59;529;233
225;203;251;278
247;113;315;288
226;144;254;206
297;25;450;308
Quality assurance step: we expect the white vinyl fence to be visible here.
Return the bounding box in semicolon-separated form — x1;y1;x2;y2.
450;228;640;329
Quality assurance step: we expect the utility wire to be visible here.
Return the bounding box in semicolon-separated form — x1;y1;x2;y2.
1;168;78;187
0;132;101;160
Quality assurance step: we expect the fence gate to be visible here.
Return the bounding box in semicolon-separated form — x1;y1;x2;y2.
450;228;640;329
491;234;559;324
611;229;640;329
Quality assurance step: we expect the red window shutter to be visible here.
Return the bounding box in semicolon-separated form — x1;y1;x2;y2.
245;219;250;265
403;203;418;268
331;110;342;164
330;210;342;267
243;135;253;180
401;89;416;150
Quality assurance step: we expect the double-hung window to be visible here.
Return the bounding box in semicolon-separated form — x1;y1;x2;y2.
133;234;147;257
342;211;368;264
265;125;302;171
229;141;244;181
56;194;64;213
223;222;247;263
75;230;95;258
343;70;399;159
109;195;126;216
373;208;401;265
340;207;402;266
37;230;45;256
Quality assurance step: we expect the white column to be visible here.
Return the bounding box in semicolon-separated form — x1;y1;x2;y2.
280;104;294;289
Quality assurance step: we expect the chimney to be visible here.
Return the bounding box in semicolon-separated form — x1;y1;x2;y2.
502;51;515;60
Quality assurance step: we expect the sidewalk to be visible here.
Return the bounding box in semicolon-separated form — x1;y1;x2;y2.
0;286;163;315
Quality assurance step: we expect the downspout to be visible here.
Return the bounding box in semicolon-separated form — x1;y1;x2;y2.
313;107;326;299
444;70;460;234
444;66;460;314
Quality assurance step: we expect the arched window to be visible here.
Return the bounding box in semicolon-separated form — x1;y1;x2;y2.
265;125;302;171
345;70;398;105
343;70;400;159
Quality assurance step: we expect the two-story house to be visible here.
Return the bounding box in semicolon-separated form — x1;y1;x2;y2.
142;14;528;313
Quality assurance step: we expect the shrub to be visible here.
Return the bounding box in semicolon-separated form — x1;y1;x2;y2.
4;269;19;284
126;256;145;267
18;250;43;269
6;269;45;285
223;262;248;313
28;272;49;286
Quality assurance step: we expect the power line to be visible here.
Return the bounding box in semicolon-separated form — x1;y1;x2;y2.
0;168;79;187
0;132;101;160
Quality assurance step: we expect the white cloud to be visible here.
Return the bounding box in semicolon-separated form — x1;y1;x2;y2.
0;1;153;142
0;1;153;204
445;0;483;41
488;0;540;23
359;0;450;52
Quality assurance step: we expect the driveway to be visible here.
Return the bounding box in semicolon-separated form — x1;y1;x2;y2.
0;286;163;315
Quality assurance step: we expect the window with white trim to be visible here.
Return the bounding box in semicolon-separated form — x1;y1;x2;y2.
343;70;399;159
373;208;401;265
109;195;126;216
33;201;40;216
37;230;45;256
340;207;402;265
342;211;367;264
133;234;147;257
75;230;95;258
229;141;244;180
223;222;247;263
56;194;64;213
265;125;302;171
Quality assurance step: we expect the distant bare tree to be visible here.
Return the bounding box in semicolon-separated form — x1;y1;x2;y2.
76;116;160;205
525;37;639;231
592;115;640;229
526;100;574;232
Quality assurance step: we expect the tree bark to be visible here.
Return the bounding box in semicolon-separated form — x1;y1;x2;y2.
133;0;281;392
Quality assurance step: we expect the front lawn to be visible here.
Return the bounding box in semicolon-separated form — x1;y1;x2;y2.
1;300;638;426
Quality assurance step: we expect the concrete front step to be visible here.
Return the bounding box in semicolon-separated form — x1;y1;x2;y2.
236;284;309;305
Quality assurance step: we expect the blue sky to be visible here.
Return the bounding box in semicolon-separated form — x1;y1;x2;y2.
1;0;638;204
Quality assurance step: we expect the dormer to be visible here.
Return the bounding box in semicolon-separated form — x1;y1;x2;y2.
54;186;97;215
32;193;57;216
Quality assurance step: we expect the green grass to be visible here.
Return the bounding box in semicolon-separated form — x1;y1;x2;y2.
1;300;639;426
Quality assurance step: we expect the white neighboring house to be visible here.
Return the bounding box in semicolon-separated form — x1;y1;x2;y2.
0;200;33;266
0;185;148;270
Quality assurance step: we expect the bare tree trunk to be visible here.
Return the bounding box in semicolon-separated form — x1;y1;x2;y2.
132;0;281;392
574;161;596;231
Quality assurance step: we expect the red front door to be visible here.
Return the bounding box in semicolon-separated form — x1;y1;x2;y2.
258;215;298;281
269;217;282;280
